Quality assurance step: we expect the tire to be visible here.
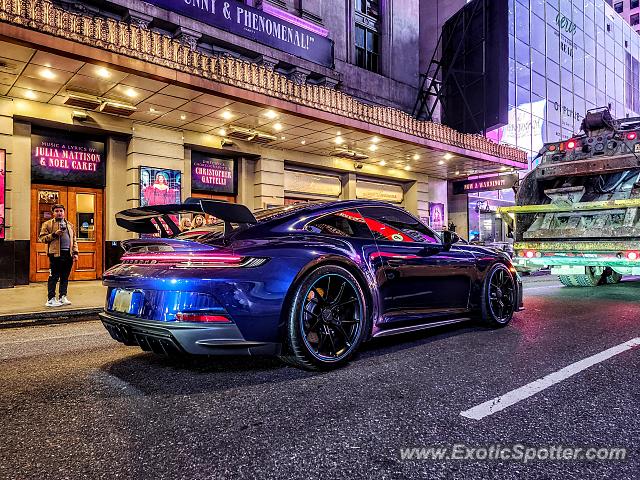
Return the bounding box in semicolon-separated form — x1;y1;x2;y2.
480;263;517;328
558;267;603;287
605;271;623;284
279;265;369;371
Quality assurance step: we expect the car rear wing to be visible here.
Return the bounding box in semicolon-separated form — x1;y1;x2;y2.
115;198;257;237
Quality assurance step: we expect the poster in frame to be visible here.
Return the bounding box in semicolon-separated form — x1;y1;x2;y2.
139;167;182;207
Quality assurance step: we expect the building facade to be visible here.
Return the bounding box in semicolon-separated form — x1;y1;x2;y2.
0;0;526;288
607;0;640;33
421;0;640;242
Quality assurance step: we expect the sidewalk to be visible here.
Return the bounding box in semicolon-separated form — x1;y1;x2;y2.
0;280;106;325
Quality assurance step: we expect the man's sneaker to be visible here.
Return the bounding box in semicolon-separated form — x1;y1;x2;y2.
59;296;72;306
45;298;62;307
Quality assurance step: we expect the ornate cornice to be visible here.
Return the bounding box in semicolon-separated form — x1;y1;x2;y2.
0;0;527;164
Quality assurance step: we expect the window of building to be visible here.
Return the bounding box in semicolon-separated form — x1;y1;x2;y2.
354;1;381;74
632;13;640;25
357;207;439;244
355;25;380;73
632;0;639;9
614;2;624;13
356;0;380;17
305;210;373;239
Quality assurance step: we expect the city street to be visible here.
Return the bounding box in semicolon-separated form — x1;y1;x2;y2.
1;275;638;480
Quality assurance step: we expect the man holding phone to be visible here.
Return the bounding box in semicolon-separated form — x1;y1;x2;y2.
39;204;79;307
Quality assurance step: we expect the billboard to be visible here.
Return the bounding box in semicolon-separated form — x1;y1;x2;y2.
31;132;106;187
0;150;5;240
191;153;236;195
140;167;182;207
144;0;334;67
440;0;509;134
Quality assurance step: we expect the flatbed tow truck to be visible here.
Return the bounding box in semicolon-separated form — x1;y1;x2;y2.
499;107;640;286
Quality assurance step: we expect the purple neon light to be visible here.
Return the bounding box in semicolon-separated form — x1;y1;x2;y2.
260;3;329;37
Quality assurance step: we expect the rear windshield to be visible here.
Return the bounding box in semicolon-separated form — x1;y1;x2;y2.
172;202;326;241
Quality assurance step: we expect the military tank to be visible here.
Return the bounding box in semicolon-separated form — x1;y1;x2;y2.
499;107;640;286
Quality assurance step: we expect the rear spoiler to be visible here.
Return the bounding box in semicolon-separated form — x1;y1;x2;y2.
115;198;257;237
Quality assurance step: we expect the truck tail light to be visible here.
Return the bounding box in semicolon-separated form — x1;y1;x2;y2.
625;251;639;261
566;140;576;149
627;132;637;140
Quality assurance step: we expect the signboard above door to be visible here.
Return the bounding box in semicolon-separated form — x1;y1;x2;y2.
452;173;518;195
145;0;334;67
191;153;237;195
31;131;106;187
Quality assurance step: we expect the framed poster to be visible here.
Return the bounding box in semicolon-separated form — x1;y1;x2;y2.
31;131;106;187
429;202;445;232
140;167;182;207
0;149;5;240
191;153;237;195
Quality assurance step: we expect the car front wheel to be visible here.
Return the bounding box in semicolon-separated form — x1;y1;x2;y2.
280;265;368;370
480;263;516;328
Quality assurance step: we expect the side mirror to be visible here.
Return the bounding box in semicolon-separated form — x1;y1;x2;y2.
442;230;460;251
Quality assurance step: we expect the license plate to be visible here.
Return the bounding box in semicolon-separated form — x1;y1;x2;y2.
112;289;135;313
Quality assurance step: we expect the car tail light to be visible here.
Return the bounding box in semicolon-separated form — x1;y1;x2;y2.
121;252;268;268
175;312;232;323
627;132;637;140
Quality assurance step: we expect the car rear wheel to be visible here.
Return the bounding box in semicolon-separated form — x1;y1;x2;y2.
280;265;368;370
480;263;516;328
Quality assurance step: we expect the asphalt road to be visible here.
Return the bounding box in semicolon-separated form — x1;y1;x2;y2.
1;275;639;480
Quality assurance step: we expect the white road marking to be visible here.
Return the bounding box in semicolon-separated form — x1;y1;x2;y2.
523;284;563;291
461;337;640;420
0;331;104;346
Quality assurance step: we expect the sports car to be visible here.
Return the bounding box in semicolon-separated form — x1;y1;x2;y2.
100;198;523;370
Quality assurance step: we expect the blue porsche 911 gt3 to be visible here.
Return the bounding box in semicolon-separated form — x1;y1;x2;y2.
100;198;523;370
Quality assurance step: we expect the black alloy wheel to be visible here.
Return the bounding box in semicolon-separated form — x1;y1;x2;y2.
480;263;516;327
281;265;368;370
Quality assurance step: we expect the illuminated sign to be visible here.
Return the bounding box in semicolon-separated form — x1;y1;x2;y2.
191;153;236;194
144;0;334;67
453;173;518;195
31;132;106;187
0;150;5;240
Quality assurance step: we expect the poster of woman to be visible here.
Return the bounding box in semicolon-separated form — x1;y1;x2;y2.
140;167;181;207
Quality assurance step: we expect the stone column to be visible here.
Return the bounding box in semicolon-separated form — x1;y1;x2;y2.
253;157;284;209
341;172;357;200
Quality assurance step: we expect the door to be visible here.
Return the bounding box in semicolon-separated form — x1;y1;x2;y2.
30;184;103;282
357;206;475;324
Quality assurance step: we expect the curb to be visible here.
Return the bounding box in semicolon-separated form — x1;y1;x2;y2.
0;307;102;329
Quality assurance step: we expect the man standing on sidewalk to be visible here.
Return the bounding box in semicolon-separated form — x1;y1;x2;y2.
38;204;78;307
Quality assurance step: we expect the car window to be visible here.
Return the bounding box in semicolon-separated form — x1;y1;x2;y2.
357;206;439;244
305;210;373;239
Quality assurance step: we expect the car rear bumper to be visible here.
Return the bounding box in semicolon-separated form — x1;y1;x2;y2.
99;311;280;356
